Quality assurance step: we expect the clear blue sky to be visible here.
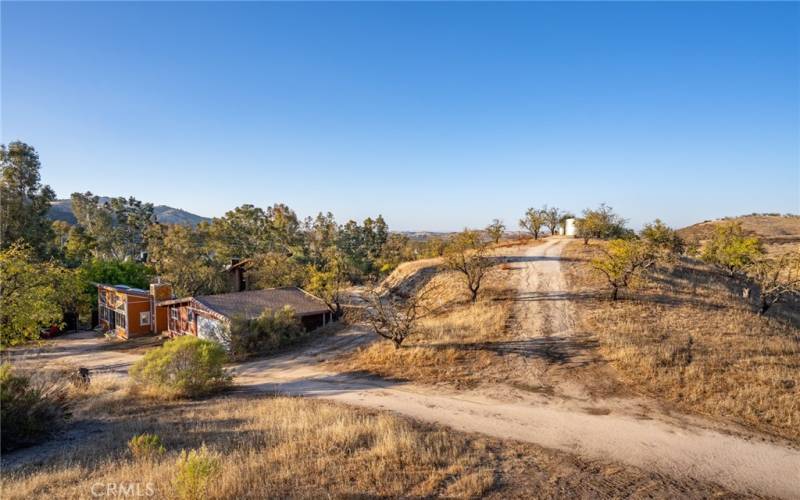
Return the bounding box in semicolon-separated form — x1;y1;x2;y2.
2;2;798;231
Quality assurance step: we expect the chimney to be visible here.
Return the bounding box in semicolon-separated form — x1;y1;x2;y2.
150;282;173;301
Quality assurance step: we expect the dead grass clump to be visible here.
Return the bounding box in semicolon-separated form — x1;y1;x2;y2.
0;395;499;499
562;241;800;441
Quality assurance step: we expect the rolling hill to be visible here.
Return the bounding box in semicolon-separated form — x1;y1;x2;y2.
678;213;800;254
48;198;210;227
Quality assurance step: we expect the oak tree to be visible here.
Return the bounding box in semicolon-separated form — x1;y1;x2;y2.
485;219;505;244
591;239;657;300
444;230;493;302
519;208;546;240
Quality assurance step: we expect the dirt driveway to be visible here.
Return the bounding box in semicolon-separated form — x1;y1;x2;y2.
234;239;800;499
7;239;800;498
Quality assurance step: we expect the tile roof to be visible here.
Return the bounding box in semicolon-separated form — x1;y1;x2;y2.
194;287;329;320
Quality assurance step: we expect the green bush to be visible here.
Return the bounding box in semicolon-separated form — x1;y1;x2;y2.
229;306;305;358
173;444;220;500
0;364;69;451
128;433;166;460
129;336;230;398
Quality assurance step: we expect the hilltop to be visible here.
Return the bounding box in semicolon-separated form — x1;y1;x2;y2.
678;213;800;253
48;198;210;227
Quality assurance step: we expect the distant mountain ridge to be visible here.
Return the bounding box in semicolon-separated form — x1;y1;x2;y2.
48;198;210;227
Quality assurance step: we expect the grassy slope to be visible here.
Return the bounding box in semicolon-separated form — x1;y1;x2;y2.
562;240;800;441
678;214;800;254
2;376;734;499
332;238;545;388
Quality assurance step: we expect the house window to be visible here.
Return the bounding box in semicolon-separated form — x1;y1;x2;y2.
188;310;195;322
99;306;110;322
171;308;179;320
115;311;126;328
140;311;151;326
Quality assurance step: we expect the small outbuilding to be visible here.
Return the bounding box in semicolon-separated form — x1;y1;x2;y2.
558;218;577;237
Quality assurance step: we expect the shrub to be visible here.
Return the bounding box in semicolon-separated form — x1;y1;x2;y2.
591;239;657;300
129;336;230;398
640;219;685;257
128;433;166;460
701;222;763;277
229;306;305;358
0;364;69;451
173;444;220;500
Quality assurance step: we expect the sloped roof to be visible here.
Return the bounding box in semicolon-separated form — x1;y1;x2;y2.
194;287;329;320
96;283;150;297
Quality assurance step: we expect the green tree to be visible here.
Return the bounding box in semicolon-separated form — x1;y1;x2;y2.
591;239;657;300
71;192;113;257
575;204;630;244
70;192;154;261
422;236;447;258
519;207;546;240
303;212;338;267
542;206;564;236
444;230;493;302
485;219;505;244
266;203;303;252
306;248;351;317
377;233;426;274
51;221;71;258
701;222;763;277
65;225;95;265
746;253;800;315
640;219;685;257
248;252;308;289
108;196;155;260
79;258;153;313
0;244;67;346
210;203;302;262
0;142;56;257
337;215;389;279
147;224;223;297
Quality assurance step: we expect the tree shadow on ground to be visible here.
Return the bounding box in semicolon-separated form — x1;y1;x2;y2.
422;336;600;367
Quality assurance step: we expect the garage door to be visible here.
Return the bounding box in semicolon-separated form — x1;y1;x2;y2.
196;316;231;350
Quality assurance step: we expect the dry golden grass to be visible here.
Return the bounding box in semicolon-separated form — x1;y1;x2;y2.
1;379;736;499
333;264;518;388
562;241;800;441
678;214;800;255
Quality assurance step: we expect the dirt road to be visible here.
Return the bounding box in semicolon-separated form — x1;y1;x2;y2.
8;239;799;497
234;239;800;499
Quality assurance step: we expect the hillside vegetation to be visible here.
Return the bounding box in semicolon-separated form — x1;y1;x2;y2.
679;214;800;254
48;198;210;227
333;238;547;387
563;240;800;441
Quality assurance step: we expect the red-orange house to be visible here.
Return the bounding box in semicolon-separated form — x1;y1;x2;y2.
157;287;334;350
97;283;173;339
97;283;333;347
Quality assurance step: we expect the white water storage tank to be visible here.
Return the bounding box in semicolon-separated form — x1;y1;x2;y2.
561;218;576;237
